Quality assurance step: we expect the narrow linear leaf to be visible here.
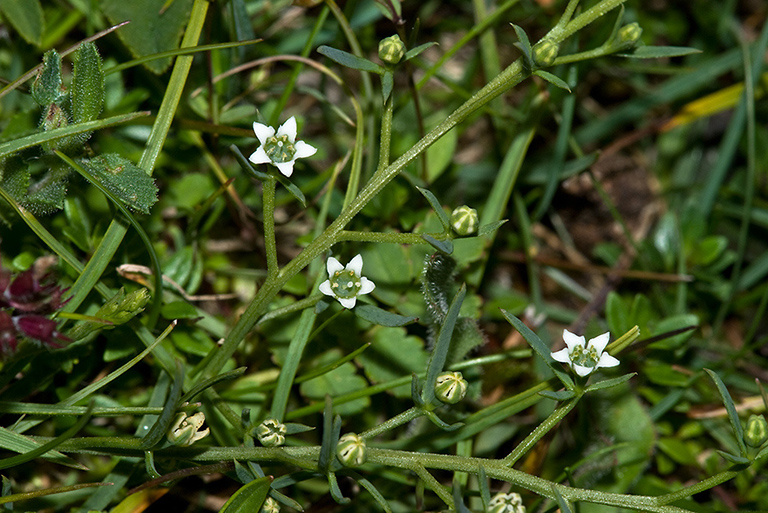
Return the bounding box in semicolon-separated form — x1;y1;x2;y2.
327;472;351;504
317;45;385;75
0;111;149;159
404;42;438;62
0;0;44;46
533;70;572;92
181;367;247;404
705;369;748;456
354;304;417;327
511;24;532;59
552;485;573;513
140;361;185;450
0;428;85;470
539;390;576;401
501;309;574;390
219;476;272;513
584;373;637;393
477;219;508;237
619;46;702;59
416;186;451;231
422;284;466;405
0;482;113;506
422;234;453;255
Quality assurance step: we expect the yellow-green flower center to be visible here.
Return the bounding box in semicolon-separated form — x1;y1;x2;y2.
330;270;361;299
570;344;600;368
264;134;296;163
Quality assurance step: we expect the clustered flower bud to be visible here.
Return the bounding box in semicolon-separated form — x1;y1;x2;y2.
618;22;643;46
1;260;70;356
336;432;367;467
488;492;526;513
260;496;281;513
379;34;406;64
434;371;468;404
532;39;559;68
745;414;768;448
167;412;209;446
256;418;288;447
450;206;479;236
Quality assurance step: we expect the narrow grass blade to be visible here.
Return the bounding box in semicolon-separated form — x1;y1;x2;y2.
705;369;747;457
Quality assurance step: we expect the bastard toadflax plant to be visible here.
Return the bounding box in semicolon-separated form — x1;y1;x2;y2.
0;0;767;511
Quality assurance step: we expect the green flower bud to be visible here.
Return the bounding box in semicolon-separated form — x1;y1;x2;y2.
745;414;768;448
167;412;209;446
256;418;287;447
434;371;468;404
532;39;559;68
336;433;367;467
618;22;643;45
488;492;526;513
260;497;280;513
379;34;406;65
450;205;479;236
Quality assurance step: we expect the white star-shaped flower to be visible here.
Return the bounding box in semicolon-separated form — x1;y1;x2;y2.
551;329;620;377
319;254;375;309
249;116;317;177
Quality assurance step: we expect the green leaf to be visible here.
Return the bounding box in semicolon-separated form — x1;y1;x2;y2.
0;0;44;46
100;0;195;74
533;70;572;92
716;450;750;466
422;284;466;405
31;50;64;106
539;390;576;401
140;362;184;450
358;327;428;398
161;301;200;320
422;234;453;254
382;70;394;102
619;46;702;59
354;304;417;327
71;42;105;126
511;24;532;64
416;186;451;231
219;476;272;513
274;172;307;208
501;309;574;390
317;45;385;75
404;42;438;62
584;373;637;393
299;351;371;416
81;154;158;214
705;369;748;457
477;219;507;237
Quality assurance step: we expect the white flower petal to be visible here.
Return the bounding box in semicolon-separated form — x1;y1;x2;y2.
319;280;334;297
253;122;275;144
589;332;611;354
346;254;364;276
573;364;594;377
277;116;297;142
275;161;296;177
338;296;357;309
327;257;344;276
294;140;317;159
359;277;375;295
597;352;620;369
249;147;271;165
551;348;571;363
562;329;585;352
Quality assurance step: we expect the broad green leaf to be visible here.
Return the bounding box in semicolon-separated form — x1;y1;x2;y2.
219;476;271;513
317;45;385;75
0;0;44;46
299;351;370;416
100;0;195;74
71;42;105;126
81;154;158;214
358;327;428;398
162;301;201;320
620;46;701;59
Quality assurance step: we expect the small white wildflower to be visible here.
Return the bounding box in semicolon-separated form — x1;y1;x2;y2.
167;412;209;446
319;254;375;309
488;491;526;513
551;329;620;377
249;116;317;177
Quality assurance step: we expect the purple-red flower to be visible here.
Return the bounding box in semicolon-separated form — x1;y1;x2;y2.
1;262;70;355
